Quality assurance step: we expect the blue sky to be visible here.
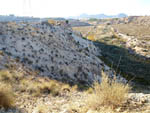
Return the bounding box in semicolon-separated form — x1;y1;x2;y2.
0;0;150;17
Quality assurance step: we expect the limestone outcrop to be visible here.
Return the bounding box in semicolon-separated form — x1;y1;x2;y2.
0;22;120;84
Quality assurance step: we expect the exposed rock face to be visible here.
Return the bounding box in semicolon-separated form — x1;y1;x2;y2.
0;22;118;84
117;33;150;59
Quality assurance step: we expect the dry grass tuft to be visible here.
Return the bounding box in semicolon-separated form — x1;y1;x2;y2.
48;19;57;25
0;83;15;109
20;77;72;97
0;69;72;97
87;35;96;41
0;70;12;82
0;51;4;56
86;72;130;111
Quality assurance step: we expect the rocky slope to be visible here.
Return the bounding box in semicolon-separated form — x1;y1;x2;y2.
0;53;149;113
0;21;120;85
72;24;150;84
0;21;150;113
116;33;150;59
89;16;150;25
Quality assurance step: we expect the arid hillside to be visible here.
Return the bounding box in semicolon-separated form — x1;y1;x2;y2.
0;20;150;113
0;21;118;85
0;50;150;113
72;16;150;85
88;16;150;25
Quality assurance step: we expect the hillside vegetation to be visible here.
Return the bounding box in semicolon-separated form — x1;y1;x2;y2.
0;20;150;113
0;52;149;113
73;20;150;85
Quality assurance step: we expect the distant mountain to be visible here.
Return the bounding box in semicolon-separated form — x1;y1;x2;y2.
117;13;128;18
68;13;128;19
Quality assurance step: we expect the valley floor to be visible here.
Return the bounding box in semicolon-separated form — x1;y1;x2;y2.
1;89;150;113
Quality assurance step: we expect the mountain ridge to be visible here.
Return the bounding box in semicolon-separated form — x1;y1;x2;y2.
68;13;128;19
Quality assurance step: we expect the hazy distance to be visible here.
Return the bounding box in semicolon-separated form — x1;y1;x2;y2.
0;0;149;17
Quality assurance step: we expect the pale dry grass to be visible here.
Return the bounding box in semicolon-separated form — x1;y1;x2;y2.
0;51;4;56
86;72;130;111
0;83;15;109
20;77;71;96
0;69;72;97
48;19;57;25
112;24;150;38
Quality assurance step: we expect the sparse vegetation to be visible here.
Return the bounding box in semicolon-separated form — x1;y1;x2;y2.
0;69;72;97
0;51;4;56
0;83;15;109
112;24;150;38
87;35;95;41
0;19;150;113
73;25;150;85
86;72;130;111
48;19;57;25
18;75;71;96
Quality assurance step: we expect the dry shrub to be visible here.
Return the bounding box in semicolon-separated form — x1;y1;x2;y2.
20;77;71;97
0;51;4;56
48;19;57;25
0;83;15;109
86;87;94;94
0;70;23;84
39;80;60;96
87;72;130;110
0;70;12;82
0;69;72;98
87;35;95;41
71;85;78;91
